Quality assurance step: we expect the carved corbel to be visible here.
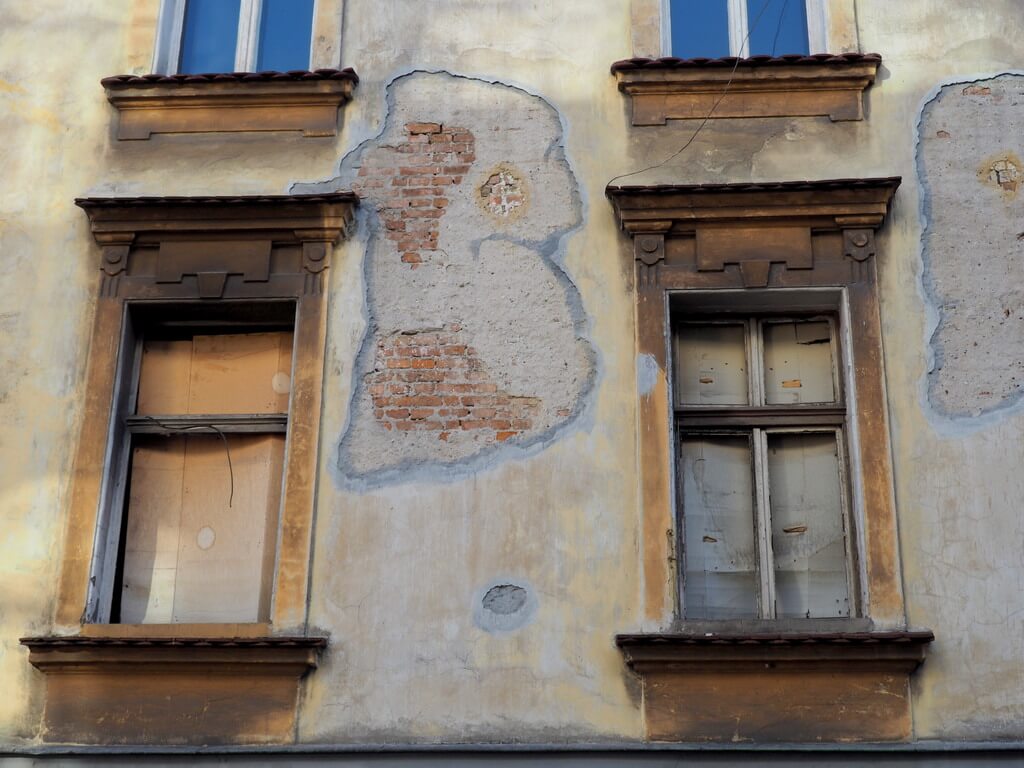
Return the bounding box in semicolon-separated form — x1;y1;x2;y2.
297;231;335;296
842;228;876;262
624;221;672;290
95;233;134;298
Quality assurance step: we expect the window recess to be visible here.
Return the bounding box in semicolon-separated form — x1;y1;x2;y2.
668;0;823;59
22;193;355;746
102;311;295;625
675;317;855;621
606;178;933;743
155;0;316;74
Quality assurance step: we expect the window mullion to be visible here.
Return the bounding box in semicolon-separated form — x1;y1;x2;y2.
805;0;829;54
235;0;262;71
753;427;776;619
728;0;750;58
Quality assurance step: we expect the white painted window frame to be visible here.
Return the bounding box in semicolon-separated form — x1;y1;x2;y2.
663;0;828;58
152;0;316;75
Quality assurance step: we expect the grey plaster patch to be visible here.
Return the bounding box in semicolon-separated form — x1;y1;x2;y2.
636;353;659;397
473;578;538;634
297;71;595;488
917;73;1024;418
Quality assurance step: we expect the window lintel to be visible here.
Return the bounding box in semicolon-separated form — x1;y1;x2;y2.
100;69;359;140
611;53;881;124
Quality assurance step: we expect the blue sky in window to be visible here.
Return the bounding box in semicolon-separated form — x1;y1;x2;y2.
179;0;241;73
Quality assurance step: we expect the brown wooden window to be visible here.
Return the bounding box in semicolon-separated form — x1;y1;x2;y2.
674;314;855;620
20;194;356;746
607;179;933;743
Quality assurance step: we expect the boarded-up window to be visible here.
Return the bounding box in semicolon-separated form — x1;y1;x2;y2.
675;316;853;620
115;331;293;623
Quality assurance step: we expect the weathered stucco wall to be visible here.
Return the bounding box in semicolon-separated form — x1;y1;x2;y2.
0;0;1022;749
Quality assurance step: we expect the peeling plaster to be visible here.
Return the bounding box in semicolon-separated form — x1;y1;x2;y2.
295;71;597;490
914;71;1024;431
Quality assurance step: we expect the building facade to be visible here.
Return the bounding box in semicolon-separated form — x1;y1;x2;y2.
1;0;1022;764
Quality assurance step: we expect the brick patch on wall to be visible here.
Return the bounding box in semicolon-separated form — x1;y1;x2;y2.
353;122;476;267
368;327;541;442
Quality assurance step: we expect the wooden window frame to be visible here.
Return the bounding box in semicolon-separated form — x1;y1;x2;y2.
674;313;858;621
153;0;316;75
53;192;357;635
607;177;934;742
20;193;356;745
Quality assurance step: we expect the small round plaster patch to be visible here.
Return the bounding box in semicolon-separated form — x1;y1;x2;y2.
272;372;291;394
473;578;537;634
196;526;216;551
479;166;527;220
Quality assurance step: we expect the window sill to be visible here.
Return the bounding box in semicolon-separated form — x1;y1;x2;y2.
101;69;359;140
611;53;881;125
616;628;933;742
21;632;327;745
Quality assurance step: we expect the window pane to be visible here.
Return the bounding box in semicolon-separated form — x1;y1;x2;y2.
670;0;730;59
136;332;293;416
675;323;748;405
681;436;758;619
767;432;850;618
179;0;241;74
763;320;835;404
119;433;284;623
257;0;314;71
746;0;809;56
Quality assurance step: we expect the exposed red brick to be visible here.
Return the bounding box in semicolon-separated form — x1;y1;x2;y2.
351;123;477;268
368;326;541;442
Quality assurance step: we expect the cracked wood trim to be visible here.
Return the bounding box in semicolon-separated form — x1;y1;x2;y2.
614;58;880;125
103;78;357;140
607;178;909;644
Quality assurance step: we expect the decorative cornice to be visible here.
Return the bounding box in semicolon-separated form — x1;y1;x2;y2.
76;193;358;299
608;177;899;287
617;629;933;672
607;177;900;234
21;634;327;675
76;193;358;244
102;71;358;140
612;54;881;124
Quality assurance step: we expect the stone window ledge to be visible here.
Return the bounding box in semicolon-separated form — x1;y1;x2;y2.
611;53;881;125
20;633;327;745
616;629;933;743
101;69;358;140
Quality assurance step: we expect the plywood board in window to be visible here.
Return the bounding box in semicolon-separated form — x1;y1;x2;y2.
189;332;293;414
767;431;850;618
763;320;835;404
674;323;748;405
680;436;758;618
120;437;186;623
136;339;193;414
119;433;284;624
136;332;293;415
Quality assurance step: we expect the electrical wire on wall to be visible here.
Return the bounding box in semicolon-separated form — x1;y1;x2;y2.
607;0;798;188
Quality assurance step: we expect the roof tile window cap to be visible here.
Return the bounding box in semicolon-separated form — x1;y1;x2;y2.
101;68;359;88
610;52;882;72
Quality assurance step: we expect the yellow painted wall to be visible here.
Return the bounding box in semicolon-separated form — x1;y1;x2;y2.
0;0;1021;745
